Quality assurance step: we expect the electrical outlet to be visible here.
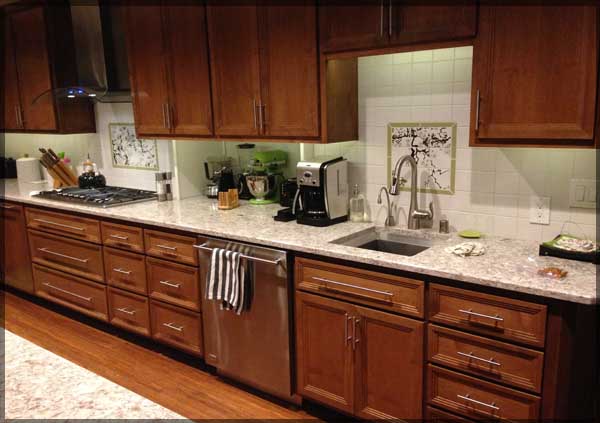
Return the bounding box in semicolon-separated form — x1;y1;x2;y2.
529;196;551;225
569;179;597;209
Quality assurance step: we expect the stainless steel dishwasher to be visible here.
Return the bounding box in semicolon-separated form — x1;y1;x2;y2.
194;236;294;402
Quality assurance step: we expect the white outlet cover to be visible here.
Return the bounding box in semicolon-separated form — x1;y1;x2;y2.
529;196;551;225
569;179;597;209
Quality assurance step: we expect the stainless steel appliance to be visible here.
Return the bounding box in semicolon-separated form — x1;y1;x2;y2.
195;237;294;402
294;157;349;226
204;156;232;199
33;186;156;207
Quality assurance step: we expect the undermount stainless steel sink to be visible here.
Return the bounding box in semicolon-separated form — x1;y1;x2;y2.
332;228;433;257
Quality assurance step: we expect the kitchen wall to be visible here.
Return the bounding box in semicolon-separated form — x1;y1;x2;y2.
314;46;598;242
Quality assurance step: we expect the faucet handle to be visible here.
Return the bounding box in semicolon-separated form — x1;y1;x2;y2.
428;201;434;219
399;177;408;187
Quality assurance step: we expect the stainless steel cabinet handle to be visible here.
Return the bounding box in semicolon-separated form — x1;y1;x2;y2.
109;234;129;240
38;247;89;263
312;277;394;297
117;307;136;315
352;317;360;351
162;103;168;129
193;243;282;266
166;103;173;130
159;280;181;289
475;89;481;132
252;99;258;129
156;244;177;251
163;322;183;332
344;313;353;346
43;282;92;302
457;351;501;367
33;218;85;231
388;0;393;37
113;268;132;275
0;204;15;209
459;308;504;322
457;394;500;411
15;106;22;128
379;0;384;37
258;102;264;132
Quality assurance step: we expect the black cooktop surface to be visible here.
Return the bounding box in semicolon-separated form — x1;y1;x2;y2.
34;186;157;208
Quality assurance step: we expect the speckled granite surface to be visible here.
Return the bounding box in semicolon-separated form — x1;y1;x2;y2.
2;180;597;304
2;329;187;419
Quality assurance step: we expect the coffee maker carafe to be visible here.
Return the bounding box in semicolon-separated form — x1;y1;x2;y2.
294;157;348;227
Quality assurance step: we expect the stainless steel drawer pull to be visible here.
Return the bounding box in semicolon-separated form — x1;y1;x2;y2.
163;322;183;332
352;317;360;351
116;307;136;315
109;234;129;240
457;351;501;367
344;313;352;346
312;276;394;297
459;308;504;322
38;247;89;263
113;268;132;275
475;89;481;132
193;243;282;266
457;394;500;411
159;280;181;288
0;204;15;209
33;218;85;231
42;282;92;302
156;244;177;251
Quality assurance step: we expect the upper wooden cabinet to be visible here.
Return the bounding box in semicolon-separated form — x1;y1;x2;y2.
470;5;598;147
124;2;214;138
319;0;477;54
1;5;95;133
208;0;320;140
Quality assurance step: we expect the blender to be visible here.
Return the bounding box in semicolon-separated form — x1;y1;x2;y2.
246;150;287;205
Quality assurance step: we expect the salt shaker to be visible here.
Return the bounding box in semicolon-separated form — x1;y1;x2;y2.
155;172;167;201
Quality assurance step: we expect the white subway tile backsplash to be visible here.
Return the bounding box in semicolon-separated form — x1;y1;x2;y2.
453;59;473;82
392;52;412;64
433;48;455;61
455;46;474;59
495;172;520;195
450;106;471;126
432;61;454;82
412;62;433;83
517;219;544;242
392;63;413;85
412;49;434;62
494;216;518;238
494;194;519;217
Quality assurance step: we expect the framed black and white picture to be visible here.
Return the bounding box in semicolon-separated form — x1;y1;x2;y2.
387;122;456;195
109;123;159;171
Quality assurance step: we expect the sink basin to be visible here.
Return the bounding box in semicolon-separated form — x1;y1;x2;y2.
332;228;433;257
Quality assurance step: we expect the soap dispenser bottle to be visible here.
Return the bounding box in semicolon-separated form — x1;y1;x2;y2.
349;184;366;222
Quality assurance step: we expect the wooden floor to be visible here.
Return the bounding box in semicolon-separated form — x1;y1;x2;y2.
2;289;344;421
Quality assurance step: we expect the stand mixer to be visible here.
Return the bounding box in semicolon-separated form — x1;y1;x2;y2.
246;150;287;205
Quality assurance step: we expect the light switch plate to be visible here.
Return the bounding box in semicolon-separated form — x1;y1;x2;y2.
529;196;551;225
569;179;597;209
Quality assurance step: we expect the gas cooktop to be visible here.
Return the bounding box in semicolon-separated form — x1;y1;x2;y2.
34;186;157;208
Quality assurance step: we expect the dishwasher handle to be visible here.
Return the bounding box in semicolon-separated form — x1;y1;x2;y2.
193;243;282;266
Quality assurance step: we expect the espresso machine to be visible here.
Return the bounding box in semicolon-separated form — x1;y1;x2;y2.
293;157;349;226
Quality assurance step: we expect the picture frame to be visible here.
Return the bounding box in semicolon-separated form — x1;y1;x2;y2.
109;123;159;171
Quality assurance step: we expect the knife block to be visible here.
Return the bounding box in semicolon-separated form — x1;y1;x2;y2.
218;189;239;210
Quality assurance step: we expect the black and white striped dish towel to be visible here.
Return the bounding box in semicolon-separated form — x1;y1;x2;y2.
205;247;253;314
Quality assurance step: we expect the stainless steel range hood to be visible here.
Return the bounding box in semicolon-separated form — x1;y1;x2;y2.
54;0;131;103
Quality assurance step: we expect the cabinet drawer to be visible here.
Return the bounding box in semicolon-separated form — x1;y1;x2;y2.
150;299;203;356
26;208;101;243
29;229;104;283
101;221;144;253
428;284;547;348
33;264;108;321
428;325;544;393
427;365;540;422
104;247;147;295
107;287;150;337
144;229;198;266
296;257;424;318
147;257;200;311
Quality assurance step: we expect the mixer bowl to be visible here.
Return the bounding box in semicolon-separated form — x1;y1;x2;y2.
247;174;277;204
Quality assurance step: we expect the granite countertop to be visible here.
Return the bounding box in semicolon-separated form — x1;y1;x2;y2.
2;180;597;305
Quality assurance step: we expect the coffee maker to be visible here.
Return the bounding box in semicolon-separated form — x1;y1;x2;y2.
293;157;348;227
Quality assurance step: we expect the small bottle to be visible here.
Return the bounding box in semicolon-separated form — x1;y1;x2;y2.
349;184;365;222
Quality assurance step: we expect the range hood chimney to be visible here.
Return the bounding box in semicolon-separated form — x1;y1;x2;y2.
54;0;131;103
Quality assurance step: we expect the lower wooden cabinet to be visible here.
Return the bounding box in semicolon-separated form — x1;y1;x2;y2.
149;299;203;357
1;202;33;293
107;287;151;337
32;264;108;321
295;291;424;420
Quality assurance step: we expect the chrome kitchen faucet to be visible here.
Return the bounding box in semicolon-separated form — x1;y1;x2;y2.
389;155;433;230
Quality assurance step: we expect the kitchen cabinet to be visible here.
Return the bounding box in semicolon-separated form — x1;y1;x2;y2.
1;202;33;293
124;2;213;138
1;4;95;133
208;1;319;139
470;4;598;147
295;291;424;420
319;0;477;53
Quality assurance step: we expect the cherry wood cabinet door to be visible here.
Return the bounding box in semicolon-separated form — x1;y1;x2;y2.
471;5;597;144
124;5;171;136
391;1;477;45
207;3;261;137
258;2;319;138
163;3;213;136
354;305;424;420
3;18;22;130
295;291;355;414
1;203;33;293
319;0;387;53
10;7;57;131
